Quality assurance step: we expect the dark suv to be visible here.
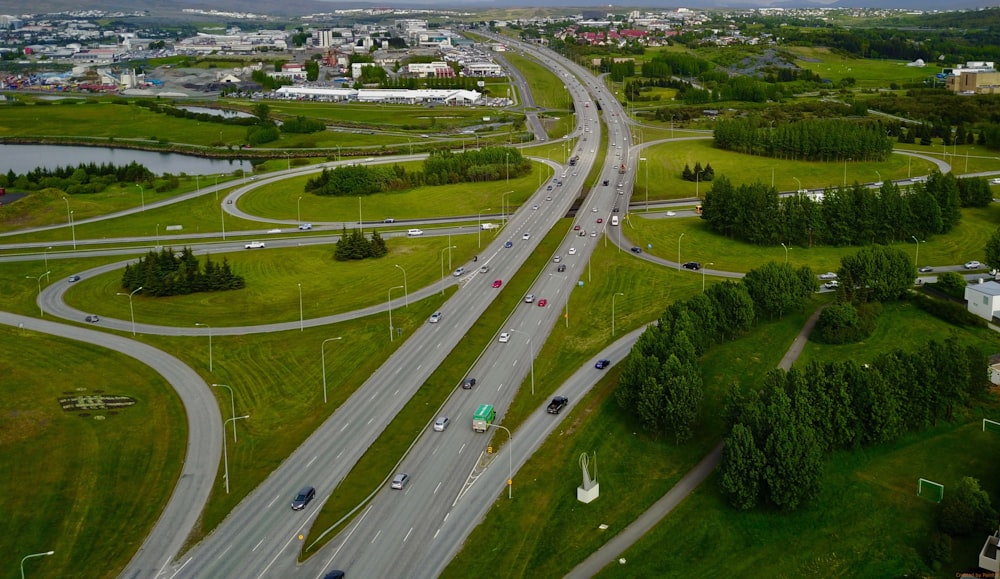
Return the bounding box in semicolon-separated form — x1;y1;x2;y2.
461;377;477;390
291;486;316;510
682;261;702;270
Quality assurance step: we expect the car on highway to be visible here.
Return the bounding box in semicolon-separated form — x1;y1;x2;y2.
602;180;609;186
596;217;603;223
85;314;100;323
291;486;316;510
532;205;539;210
429;312;442;324
992;178;1000;185
383;217;395;223
390;473;410;490
322;571;345;579
433;416;450;431
578;230;586;237
919;266;933;273
522;232;531;240
819;272;838;280
965;261;983;269
525;294;535;303
612;207;620;212
298;223;312;230
630;247;642;254
504;240;513;248
547;396;569;414
453;267;465;276
245;241;265;249
68;275;81;282
461;377;477;389
498;332;510;343
595;359;611;369
538;299;548;307
568;247;577;255
592;207;598;212
573;225;581;231
553;255;561;263
666;211;676;216
492;279;503;288
557;264;566;272
268;228;282;234
682;262;702;270
545;196;552;201
407;229;423;237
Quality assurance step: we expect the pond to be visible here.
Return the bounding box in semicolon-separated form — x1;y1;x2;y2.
0;144;250;176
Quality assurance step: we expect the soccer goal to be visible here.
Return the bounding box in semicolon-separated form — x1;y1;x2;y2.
983;418;1000;434
918;478;944;503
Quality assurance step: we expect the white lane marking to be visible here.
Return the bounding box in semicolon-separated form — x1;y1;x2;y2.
165;557;192;579
367;417;374;425
434;528;441;539
459;443;466;454
393;389;400;396
216;545;232;560
336;450;343;460
252;538;264;552
369;393;378;401
340;422;350;432
371;529;382;544
266;494;280;509
324;504;374;573
434;481;442;494
306;456;317;468
404;527;414;542
497;383;503;391
444;512;450;522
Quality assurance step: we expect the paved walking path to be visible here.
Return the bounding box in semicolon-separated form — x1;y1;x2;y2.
565;306;826;578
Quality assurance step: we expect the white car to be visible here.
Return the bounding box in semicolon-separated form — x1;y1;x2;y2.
991;178;1000;185
524;294;535;303
666;211;676;216
522;232;530;240
532;205;539;210
268;228;282;234
244;241;265;249
824;280;839;289
568;247;577;255
592;207;598;212
433;416;450;432
407;229;423;237
965;261;983;269
453;267;465;277
498;332;510;343
819;272;838;280
429;311;442;323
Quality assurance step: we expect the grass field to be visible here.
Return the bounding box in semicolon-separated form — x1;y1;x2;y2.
503;51;572;113
1;326;185;579
787;46;941;88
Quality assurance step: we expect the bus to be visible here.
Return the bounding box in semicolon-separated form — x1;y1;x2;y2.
473;404;496;432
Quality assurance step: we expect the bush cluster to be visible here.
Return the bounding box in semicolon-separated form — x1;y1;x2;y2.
121;247;244;296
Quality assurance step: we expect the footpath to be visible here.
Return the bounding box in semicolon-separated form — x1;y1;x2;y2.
565;306;826;578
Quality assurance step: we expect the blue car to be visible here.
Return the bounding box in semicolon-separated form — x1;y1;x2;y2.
504;240;513;248
595;359;611;370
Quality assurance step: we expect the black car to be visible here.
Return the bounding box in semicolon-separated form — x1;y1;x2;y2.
461;377;477;390
557;264;566;272
291;486;316;510
682;261;702;270
630;247;642;254
323;571;346;579
602;179;609;186
547;396;569;414
595;359;611;369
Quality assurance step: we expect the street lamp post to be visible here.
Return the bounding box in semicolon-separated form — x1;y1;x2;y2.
677;233;685;270
196;323;213;372
703;262;714;292
195;174;200;193
388;285;404;341
116;286;143;336
793;177;802;193
155;223;160;248
440;245;456;296
321;336;343;403
478;207;491;248
20;551;54;579
297;196;302;223
358;196;362;228
26;271;50;317
221;205;226;241
136;184;145;210
221;415;250;494
215;174;221;201
297;283;304;332
286;152;291;171
62;197;76;249
640;157;648;211
508;328;534;395
485;423;513;499
781;242;789;263
843;158;850;187
612;292;624;337
43;246;51;271
395;264;408;307
501;191;512;226
912;235;921;267
875;170;882;185
211;383;237;441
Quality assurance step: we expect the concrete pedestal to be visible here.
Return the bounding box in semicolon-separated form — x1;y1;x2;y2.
577;482;600;503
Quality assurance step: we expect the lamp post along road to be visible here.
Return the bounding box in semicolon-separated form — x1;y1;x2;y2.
677;233;685;270
211;383;237;441
44;246;51;271
321;337;343;404
298;283;304;332
26;271;50;317
136;184;145;210
440;246;456;296
196;323;213;372
486;423;513;499
640;157;649;211
612;292;624;337
297;196;303;223
478;207;491;249
703;262;714;292
912;235;920;266
117;286;143;336
781;242;789;263
20;551;54;579
222;415;250;494
508;328;534;395
388;285;403;341
62;198;76;249
395;264;408;307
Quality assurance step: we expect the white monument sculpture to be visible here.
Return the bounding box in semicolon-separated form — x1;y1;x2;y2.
577;451;599;503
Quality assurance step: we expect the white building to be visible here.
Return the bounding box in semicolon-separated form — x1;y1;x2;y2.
465;62;504;77
964;279;1000;321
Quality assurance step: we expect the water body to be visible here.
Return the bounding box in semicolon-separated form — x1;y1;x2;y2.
177;106;255;119
0;144;249;176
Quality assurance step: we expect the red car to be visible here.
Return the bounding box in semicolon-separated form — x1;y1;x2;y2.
596;217;603;223
573;225;581;231
538;299;548;307
492;279;503;288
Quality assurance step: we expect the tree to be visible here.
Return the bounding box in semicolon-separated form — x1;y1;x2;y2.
742;261;813;320
720;423;765;510
938;477;997;537
985;226;1000;273
839;245;914;303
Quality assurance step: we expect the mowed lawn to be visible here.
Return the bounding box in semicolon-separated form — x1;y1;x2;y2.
787;45;941;88
1;326;185;579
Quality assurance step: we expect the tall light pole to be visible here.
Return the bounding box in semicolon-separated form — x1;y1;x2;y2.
793;177;802;192
62;197;75;249
220;205;226;241
478;207;491;248
297;283;304;332
440;245;456;295
508;328;534;395
358;196;362;228
485;423;513;499
136;184;145;210
501;191;512;226
912;235;921;267
640;157;648;211
26;271;50;317
196;323;213;372
781;242;789;263
297;196;303;223
843;157;850;187
211;383;237;441
117;286;143;336
612;292;624;337
286;152;291;170
195;174;200;193
388;285;404;341
677;233;685;270
215;174;221;201
221;415;250;494
321;336;343;403
20;551;54;579
703;262;714;292
875;170;882;185
394;264;408;307
155;223;160;248
43;246;51;271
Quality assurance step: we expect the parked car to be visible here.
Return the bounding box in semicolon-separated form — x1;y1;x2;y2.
630;247;642;254
682;262;702;270
538;299;548;307
429;311;442;323
433;416;450;431
461;377;477;389
390;473;410;490
819;272;838;280
291;486;316;510
965;261;983;269
298;223;312;230
524;294;535;303
492;279;503;288
68;275;81;282
823;280;839;289
498;332;510;343
595;359;611;370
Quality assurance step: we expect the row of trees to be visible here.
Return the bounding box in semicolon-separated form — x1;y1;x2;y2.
334;228;388;261
700;172;976;247
121;248;245;296
0;161;154;195
720;336;988;511
135;101;257;127
713;118;894;162
681;162;715;182
306;164;411;196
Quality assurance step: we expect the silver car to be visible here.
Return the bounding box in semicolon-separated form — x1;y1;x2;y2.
433;416;450;431
391;473;410;489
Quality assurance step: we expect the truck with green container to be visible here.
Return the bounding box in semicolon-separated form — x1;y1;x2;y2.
472;404;496;432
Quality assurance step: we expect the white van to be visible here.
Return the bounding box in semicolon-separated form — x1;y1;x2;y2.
610;216;619;226
407;229;423;237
